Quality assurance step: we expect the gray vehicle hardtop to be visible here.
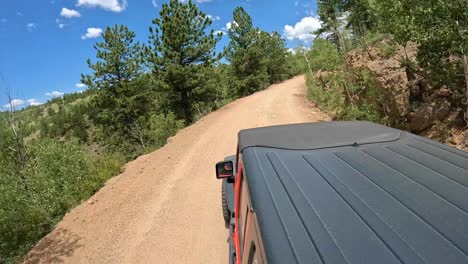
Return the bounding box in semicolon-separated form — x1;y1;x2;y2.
218;121;468;264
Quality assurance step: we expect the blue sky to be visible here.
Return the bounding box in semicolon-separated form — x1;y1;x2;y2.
0;0;320;108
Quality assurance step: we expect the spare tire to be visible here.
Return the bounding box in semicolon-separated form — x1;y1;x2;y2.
222;179;231;229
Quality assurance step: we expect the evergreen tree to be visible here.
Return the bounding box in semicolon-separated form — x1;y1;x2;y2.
81;25;156;144
145;0;221;124
81;25;142;90
316;0;345;52
341;0;377;38
226;7;269;97
260;31;289;84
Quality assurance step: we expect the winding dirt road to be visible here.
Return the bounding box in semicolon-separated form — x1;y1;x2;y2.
23;76;328;264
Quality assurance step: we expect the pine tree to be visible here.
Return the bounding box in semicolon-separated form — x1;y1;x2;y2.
226;7;269;97
260;31;289;84
145;0;221;124
316;0;345;52
81;25;142;90
81;25;155;143
341;0;377;38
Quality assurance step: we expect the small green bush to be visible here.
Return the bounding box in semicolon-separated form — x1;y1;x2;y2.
307;68;384;123
308;39;345;72
147;112;185;148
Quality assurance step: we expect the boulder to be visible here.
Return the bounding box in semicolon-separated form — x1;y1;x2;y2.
408;99;451;133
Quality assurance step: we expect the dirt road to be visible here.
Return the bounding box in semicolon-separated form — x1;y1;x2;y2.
23;76;328;264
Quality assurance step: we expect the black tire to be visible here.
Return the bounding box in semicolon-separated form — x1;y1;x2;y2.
222;179;231;229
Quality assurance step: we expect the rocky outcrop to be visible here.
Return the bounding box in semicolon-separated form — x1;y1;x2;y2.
408;99;451;133
346;42;418;128
345;39;466;149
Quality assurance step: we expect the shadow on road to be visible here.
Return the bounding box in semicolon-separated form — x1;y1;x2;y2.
21;228;82;264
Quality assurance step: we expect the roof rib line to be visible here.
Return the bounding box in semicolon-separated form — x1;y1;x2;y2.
304;155;405;264
368;148;468;214
405;143;468;172
265;152;326;264
383;146;468;193
337;151;468;257
414;137;468;160
254;150;300;264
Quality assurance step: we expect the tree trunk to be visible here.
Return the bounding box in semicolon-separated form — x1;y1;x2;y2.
182;91;193;124
463;54;468;127
302;50;313;76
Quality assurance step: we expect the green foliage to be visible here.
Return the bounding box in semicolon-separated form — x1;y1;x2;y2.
145;0;221;124
147;113;185;148
308;39;344;72
79;25;156;147
313;0;467;127
261;32;290;84
374;0;468;115
307;69;384;123
342;0;377;37
90;153;125;190
0;139;124;263
226;7;290;98
285;50;308;76
303;38;383;122
1;3;296;262
81;25;142;90
226;7;268;97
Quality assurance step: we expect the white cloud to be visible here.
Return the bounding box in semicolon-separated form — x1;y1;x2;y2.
226;21;234;30
3;99;25;108
76;0;127;12
207;14;220;21
61;8;81;18
27;99;43;106
216;21;236;36
287;48;296;55
58;24;66;29
16;12;23;17
26;23;37;32
151;0;157;8
284;16;321;42
82;27;103;39
46;91;65;97
0;18;7;23
294;1;299;7
75;83;87;88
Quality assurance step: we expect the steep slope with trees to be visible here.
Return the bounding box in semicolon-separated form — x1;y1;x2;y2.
0;1;299;263
21;76;326;264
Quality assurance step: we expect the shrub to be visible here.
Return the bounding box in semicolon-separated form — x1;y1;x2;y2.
307;68;384;123
147;112;185;148
0;140;124;263
307;39;345;72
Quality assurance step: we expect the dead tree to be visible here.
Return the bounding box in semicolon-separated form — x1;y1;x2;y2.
1;78;28;188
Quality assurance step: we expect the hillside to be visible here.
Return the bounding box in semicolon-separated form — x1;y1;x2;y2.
21;76;326;264
307;38;467;151
0;2;304;263
1;0;466;262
